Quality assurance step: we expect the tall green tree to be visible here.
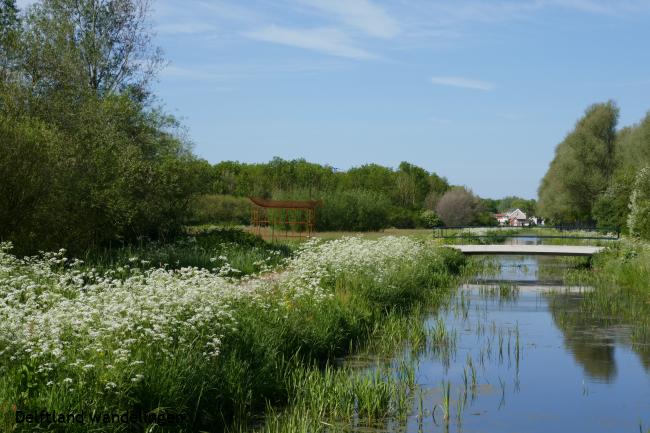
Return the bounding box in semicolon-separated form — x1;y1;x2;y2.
616;113;650;172
395;161;430;208
0;0;20;82
538;101;619;223
0;0;207;254
22;0;162;96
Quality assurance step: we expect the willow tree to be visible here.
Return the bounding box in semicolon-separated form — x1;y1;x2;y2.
538;101;619;223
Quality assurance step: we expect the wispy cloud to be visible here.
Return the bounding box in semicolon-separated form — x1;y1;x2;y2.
298;0;399;38
430;76;494;90
417;0;650;26
197;1;263;23
244;26;376;59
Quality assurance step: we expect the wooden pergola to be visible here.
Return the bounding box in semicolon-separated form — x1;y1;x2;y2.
249;197;321;239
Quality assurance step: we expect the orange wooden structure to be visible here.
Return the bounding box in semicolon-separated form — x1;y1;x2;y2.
249;197;320;239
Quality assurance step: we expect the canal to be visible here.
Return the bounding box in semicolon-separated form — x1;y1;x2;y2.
358;237;650;432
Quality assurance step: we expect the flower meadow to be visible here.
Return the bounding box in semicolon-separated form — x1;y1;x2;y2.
0;236;465;432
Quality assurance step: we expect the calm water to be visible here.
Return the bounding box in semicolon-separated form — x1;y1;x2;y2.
389;238;650;432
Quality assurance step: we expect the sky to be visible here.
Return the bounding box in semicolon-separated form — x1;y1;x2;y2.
17;0;650;198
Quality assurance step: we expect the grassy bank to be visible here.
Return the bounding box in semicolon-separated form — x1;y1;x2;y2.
563;238;650;346
0;235;465;432
81;226;292;277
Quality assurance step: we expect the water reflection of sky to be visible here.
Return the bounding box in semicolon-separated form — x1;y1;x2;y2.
396;245;650;433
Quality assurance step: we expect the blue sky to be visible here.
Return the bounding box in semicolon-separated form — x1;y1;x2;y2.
18;0;650;198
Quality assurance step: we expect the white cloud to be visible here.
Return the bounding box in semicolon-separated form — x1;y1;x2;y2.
298;0;399;38
419;0;650;26
430;76;494;90
197;1;263;23
244;26;376;59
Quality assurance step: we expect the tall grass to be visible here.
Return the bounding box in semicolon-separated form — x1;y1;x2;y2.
0;236;466;432
81;226;292;276
561;237;650;356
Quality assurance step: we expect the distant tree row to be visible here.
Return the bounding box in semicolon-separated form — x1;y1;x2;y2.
212;158;448;208
537;101;650;238
193;158;527;231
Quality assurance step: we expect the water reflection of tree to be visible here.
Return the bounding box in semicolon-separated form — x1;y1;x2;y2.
549;293;618;382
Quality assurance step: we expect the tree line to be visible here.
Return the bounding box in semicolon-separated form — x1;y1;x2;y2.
538;101;650;238
1;0;537;255
193;158;535;231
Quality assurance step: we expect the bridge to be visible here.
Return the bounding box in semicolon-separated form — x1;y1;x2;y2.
447;244;605;256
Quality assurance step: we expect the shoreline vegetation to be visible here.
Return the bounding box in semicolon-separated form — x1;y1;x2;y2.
564;237;650;352
0;231;468;432
1;224;650;432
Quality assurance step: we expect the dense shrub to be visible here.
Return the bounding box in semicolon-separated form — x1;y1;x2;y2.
436;187;483;226
387;207;420;228
593;172;634;231
189;194;251;225
0;0;210;255
420;209;442;228
317;189;391;231
628;166;650;239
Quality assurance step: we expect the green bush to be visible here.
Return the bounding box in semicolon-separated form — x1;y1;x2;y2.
317;189;391;231
387;207;420;228
420;209;442;228
189;194;251;225
628;166;650;239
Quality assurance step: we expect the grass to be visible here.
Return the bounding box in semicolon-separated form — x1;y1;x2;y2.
0;233;467;432
81;226;293;277
554;237;650;360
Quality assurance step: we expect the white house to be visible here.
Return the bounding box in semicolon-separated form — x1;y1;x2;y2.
494;208;528;227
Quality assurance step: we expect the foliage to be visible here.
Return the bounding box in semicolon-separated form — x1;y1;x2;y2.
190;194;251;225
0;237;464;432
495;196;536;216
538;101;619;223
211;158;450;217
592;172;634;231
83;226;291;275
420;209;442;228
317;189;391;231
435;187;484;226
21;0;163;95
628;166;650;239
537;101;650;233
0;0;209;255
616;113;650;173
385;207;418;229
564;238;650;368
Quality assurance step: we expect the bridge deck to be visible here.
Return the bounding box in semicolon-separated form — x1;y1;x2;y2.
447;244;605;256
